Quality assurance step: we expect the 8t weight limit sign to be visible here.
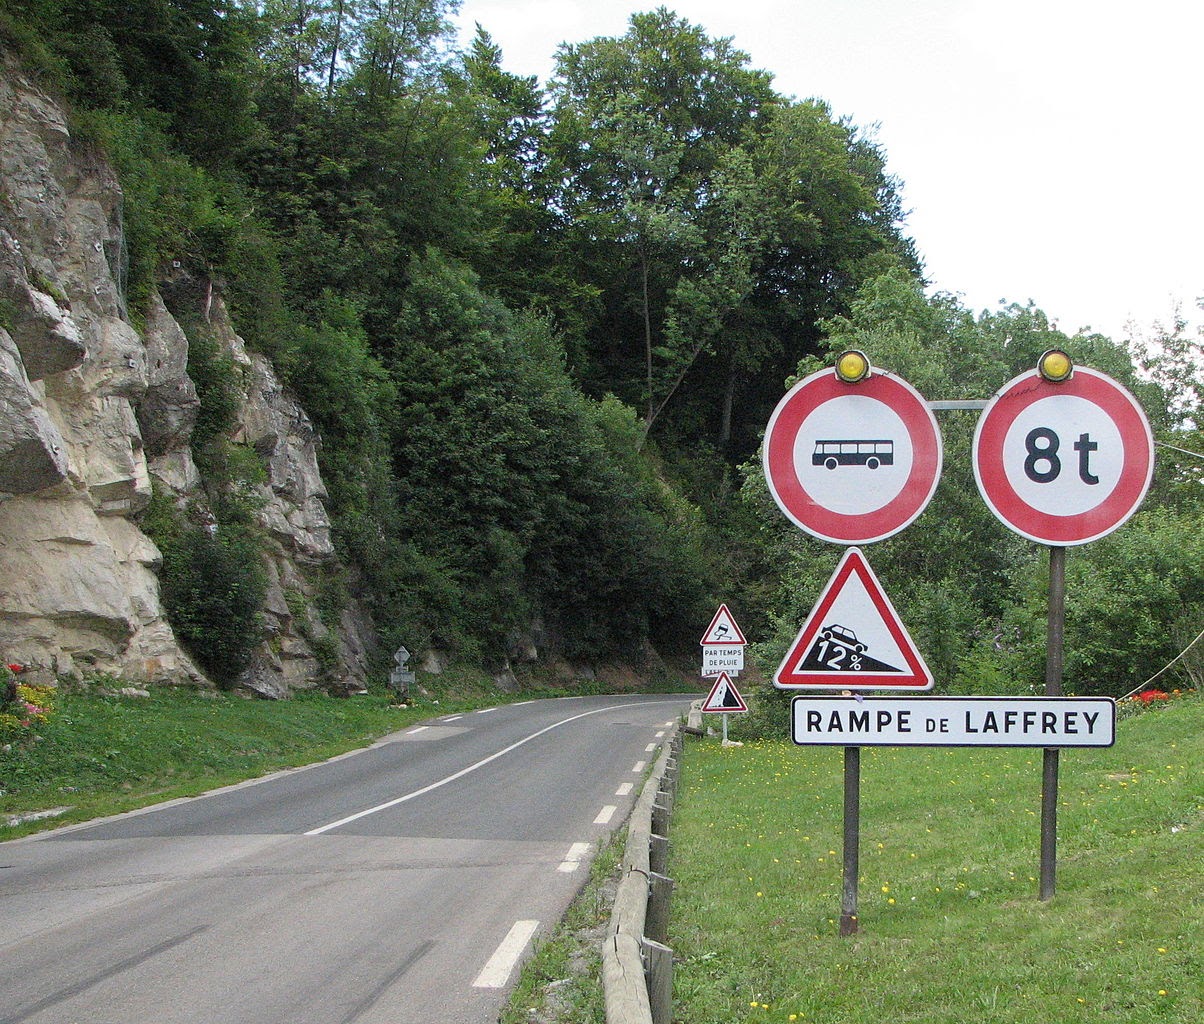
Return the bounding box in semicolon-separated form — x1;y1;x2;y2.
973;366;1154;546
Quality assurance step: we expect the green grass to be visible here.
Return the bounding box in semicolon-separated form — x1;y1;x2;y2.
0;668;577;838
501;826;624;1024
669;693;1204;1023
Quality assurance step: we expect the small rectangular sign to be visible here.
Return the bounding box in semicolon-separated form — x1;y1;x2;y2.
791;696;1115;748
702;646;745;676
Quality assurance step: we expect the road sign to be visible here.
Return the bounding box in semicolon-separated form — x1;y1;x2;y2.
702;646;744;677
774;547;933;691
700;604;746;646
701;672;748;713
973;365;1154;546
762;366;942;544
791;696;1115;747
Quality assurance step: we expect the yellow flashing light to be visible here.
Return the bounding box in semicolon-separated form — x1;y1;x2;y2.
1038;349;1073;383
835;349;871;383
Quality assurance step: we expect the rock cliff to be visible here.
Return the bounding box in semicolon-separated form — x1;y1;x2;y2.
0;60;374;696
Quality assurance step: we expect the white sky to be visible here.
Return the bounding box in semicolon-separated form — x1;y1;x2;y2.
452;0;1204;343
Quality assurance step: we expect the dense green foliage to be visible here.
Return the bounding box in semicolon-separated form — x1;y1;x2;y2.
740;271;1204;707
140;489;269;686
3;3;1200;690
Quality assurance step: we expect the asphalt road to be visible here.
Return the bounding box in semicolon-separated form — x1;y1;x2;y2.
0;693;694;1024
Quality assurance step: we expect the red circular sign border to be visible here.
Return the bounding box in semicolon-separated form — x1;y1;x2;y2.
973;367;1154;546
763;368;942;544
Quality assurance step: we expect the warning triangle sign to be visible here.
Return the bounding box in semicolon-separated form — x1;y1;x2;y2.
700;604;747;646
774;547;933;691
701;672;748;713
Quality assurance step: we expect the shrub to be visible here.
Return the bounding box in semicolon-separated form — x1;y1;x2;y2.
140;492;267;687
1;665;56;745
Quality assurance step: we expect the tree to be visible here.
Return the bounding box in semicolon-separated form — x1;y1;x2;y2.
343;0;457;112
35;0;258;163
445;26;579;317
546;8;775;431
546;16;917;462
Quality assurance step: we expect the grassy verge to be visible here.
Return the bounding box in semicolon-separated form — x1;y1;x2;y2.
668;694;1203;1023
501;826;625;1024
0;667;588;839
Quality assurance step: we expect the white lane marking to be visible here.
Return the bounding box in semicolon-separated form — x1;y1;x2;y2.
655;730;665;738
663;720;674;727
644;743;657;752
305;700;683;835
615;782;633;797
473;920;540;989
476;707;497;714
514;700;534;706
558;841;592;873
443;715;463;722
594;805;617;825
632;761;646;773
407;726;429;735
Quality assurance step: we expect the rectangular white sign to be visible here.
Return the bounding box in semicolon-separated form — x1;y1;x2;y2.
791;696;1115;748
702;646;744;676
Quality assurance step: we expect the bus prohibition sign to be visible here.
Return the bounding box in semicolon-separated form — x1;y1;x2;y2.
762;366;942;544
973;366;1154;546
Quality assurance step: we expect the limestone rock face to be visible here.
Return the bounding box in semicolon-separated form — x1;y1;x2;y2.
0;61;375;694
0;326;70;494
138;293;200;456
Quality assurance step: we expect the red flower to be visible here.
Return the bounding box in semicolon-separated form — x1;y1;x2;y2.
6;663;23;673
1136;690;1170;703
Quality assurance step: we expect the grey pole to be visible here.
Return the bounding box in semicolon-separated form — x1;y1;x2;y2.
839;745;861;935
1040;545;1066;900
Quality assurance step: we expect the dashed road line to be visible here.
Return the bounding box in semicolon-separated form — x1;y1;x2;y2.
615;782;633;797
305;701;680;835
473;920;539;989
594;805;617;825
558;842;592;873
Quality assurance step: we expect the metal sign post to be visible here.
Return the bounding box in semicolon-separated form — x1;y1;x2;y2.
974;351;1153;901
762;353;943;938
1041;545;1067;900
840;746;860;936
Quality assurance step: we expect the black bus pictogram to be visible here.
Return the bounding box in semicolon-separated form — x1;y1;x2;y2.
812;439;894;470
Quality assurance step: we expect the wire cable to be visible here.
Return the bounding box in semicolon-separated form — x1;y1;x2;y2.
1119;621;1204;700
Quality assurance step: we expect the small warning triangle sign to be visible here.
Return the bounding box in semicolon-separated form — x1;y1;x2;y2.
775;547;933;691
701;672;748;713
700;604;747;646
